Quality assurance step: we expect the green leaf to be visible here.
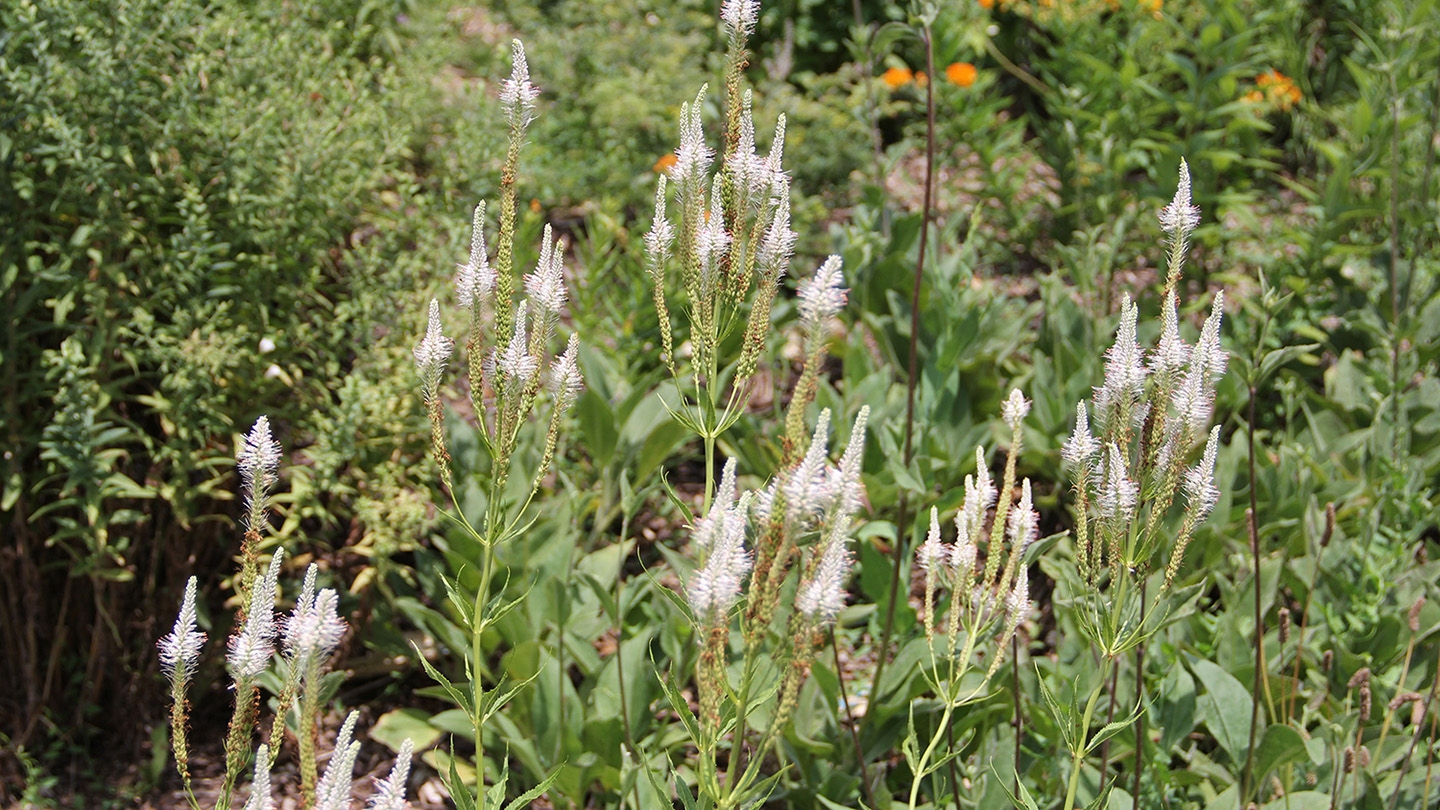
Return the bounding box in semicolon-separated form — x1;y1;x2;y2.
370;708;442;753
1190;657;1253;764
447;747;477;810
1259;792;1330;810
1252;724;1309;780
501;768;563;810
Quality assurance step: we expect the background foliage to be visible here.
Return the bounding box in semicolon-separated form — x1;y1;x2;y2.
2;0;1437;806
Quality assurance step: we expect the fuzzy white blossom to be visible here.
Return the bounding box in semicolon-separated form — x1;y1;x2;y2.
243;745;274;810
499;40;540;130
644;177;675;266
1172;293;1226;435
796;521;852;625
1095;294;1148;422
951;509;978;580
316;713;362;810
720;0;759;42
832;407;869;520
412;300;453;399
691;457;739;553
1061;402;1099;468
495;301;539;385
456;203;496;309
1097;444;1138;522
761;116;789;200
669;89;713;187
159;576;206;680
755;195;797;274
284;578;346;671
1151;291;1190;377
238;416;282;517
548;335;584;412
784;409;835;523
1001;388;1030;432
228;550;283;681
974;447;997;510
1006;479;1038;552
917;508;947;573
1184;425;1222;520
697;179;731;291
1159;159;1201;235
525;225;567;316
797;256;847;330
1004;564;1030;623
366;739;414;810
687;493;752;617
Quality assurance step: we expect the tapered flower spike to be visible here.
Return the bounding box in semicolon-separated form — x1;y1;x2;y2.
548;334;584;412
918;507;947;573
413;299;453;401
644;177;675;263
670;87;713;187
1159;159;1201;236
720;0;759;42
796;256;847;331
784;409;835;523
500;39;540;131
1061;402;1099;468
796;520;853;626
951;510;978;580
284;587;346;669
1001;388;1030;432
687;493;753;617
243;745;275;810
974;446;997;510
1095;294;1148;425
238;416;283;528
525;225;567;316
762;115;789;199
1098;444;1138;522
1152;291;1189;377
228;550;283;681
159;576;205;680
692;457;738;553
316;713;362;810
367;739;414;810
756;196;797;274
456;203;496;310
1006;478;1039;553
1184;425;1222;520
496;301;538;385
834;406;869;519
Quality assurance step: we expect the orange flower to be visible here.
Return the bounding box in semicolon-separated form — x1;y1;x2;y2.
915;71;928;87
881;66;913;89
653;153;678;173
1251;70;1301;112
945;62;977;88
978;0;994;8
1139;0;1161;15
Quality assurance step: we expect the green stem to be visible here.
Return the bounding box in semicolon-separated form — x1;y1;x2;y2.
1062;657;1114;810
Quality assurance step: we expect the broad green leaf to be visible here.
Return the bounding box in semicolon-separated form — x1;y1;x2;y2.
370;708;442;753
1252;723;1309;779
1190;658;1253;764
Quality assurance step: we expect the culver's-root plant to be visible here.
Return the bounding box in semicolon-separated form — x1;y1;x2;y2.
412;38;579;809
160;417;412;810
908;389;1037;810
669;403;869;810
1050;159;1227;810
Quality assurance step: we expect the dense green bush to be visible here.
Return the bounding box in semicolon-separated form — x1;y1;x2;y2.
0;0;451;780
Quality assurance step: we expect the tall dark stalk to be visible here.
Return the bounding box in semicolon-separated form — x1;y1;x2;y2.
868;17;937;722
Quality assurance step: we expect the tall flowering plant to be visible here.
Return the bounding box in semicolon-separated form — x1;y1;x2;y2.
160;417;412;810
907;390;1038;810
412;38;577;810
1048;160;1227;810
